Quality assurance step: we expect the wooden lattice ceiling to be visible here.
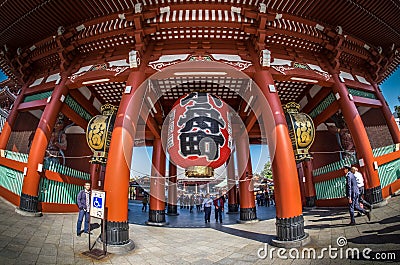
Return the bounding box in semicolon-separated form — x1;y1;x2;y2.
1;0;399;49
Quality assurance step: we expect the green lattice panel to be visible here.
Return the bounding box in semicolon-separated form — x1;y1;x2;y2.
38;178;83;204
3;150;28;163
43;161;90;181
315;176;346;200
347;88;377;99
65;95;93;122
23;91;53;103
378;159;400;188
309;93;336;119
373;144;397;157
0;165;24;195
312;154;358;176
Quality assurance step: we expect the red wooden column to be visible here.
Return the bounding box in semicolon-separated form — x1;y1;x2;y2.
103;68;146;247
167;161;178;216
235;136;257;222
253;69;306;242
303;160;316;207
90;164;101;190
17;74;70;215
226;156;238;213
147;137;168;225
370;82;400;144
0;82;30;149
330;73;384;205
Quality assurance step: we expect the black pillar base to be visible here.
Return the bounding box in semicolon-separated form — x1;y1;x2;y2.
239;207;257;222
365;185;384;205
305;196;316;207
105;221;130;245
276;215;305;241
227;203;239;213
166;204;179;216
146;209;168;226
19;193;39;213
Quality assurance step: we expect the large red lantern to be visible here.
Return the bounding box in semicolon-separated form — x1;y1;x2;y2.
167;92;232;177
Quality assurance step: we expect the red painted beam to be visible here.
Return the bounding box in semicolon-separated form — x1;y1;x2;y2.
25;83;55;95
344;80;374;91
313;169;343;183
353;96;382;108
60;104;88;129
39;202;79;213
376;150;400;166
0;186;20;207
17;99;47;112
382;179;400;199
301;88;332;114
45;170;88;186
313;101;339;126
0;156;26;172
315;197;347;207
68;90;100;117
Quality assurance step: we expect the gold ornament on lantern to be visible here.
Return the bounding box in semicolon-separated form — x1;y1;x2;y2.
283;102;315;162
86;104;118;164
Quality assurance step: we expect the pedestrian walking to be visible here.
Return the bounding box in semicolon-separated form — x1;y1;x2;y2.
202;194;213;223
345;165;370;225
351;166;373;214
76;182;91;236
142;195;148;212
213;194;224;223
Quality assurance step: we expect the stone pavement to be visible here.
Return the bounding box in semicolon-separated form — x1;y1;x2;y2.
0;195;399;265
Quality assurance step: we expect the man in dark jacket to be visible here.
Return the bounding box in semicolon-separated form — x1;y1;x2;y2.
345;165;370;225
76;182;91;236
213;194;225;223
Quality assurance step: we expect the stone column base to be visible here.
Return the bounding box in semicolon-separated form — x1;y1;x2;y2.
238;207;258;223
97;237;135;254
276;215;305;241
19;193;39;213
365;185;384;205
15;208;42;217
105;221;130;245
227;203;239;214
305;196;316;207
146;209;169;226
166;204;179;216
271;233;310;248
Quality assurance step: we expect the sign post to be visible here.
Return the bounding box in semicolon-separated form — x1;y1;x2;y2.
83;189;107;259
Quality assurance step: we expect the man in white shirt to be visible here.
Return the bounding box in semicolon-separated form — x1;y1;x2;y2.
202;193;213;223
351;167;372;212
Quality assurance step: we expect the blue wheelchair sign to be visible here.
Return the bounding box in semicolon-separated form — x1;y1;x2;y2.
93;197;102;208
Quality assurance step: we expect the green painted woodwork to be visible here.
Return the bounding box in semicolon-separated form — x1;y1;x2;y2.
308;93;336;119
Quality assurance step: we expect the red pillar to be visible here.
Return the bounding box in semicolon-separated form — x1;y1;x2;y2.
90;163;101;190
253;69;306;241
18;74;70;214
226;156;238;213
147;138;168;225
236;135;257;222
167;161;178;215
0;81;30;149
371;82;400;144
330;73;383;204
103;68;146;246
303;160;316;207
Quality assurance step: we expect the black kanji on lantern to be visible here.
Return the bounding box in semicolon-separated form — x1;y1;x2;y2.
178;92;226;161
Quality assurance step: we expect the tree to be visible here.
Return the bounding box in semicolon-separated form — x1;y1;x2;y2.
261;161;273;180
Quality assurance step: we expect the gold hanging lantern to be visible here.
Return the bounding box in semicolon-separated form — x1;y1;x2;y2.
86;104;118;164
283;102;315;162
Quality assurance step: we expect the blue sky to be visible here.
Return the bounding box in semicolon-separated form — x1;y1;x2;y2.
0;68;399;176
